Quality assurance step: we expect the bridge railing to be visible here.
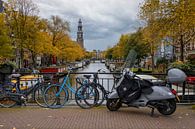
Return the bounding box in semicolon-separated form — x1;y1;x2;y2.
64;72;195;103
0;72;195;103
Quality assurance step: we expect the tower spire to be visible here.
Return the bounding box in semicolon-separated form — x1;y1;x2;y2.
0;0;4;13
77;19;84;48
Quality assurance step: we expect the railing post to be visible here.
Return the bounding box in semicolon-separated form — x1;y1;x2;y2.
182;81;186;98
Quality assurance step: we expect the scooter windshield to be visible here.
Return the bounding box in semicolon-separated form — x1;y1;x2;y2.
123;49;137;70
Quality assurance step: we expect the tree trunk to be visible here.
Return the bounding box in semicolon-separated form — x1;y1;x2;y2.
20;47;24;69
151;42;155;72
180;35;184;62
151;53;154;72
31;52;36;68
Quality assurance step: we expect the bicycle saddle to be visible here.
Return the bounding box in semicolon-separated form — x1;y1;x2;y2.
83;75;91;79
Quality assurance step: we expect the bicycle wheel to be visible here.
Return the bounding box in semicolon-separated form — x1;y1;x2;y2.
75;85;99;109
0;85;17;108
44;85;69;109
93;83;106;107
0;97;17;108
34;83;49;108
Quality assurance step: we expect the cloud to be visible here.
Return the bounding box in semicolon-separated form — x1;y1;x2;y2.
34;0;144;51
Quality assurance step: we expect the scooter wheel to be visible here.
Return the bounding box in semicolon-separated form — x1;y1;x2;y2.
106;99;121;111
157;99;176;115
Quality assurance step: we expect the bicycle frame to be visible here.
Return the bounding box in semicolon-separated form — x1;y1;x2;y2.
3;75;43;100
17;76;43;96
56;71;76;97
55;72;96;100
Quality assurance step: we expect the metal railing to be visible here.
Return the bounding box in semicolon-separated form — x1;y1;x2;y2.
1;72;195;103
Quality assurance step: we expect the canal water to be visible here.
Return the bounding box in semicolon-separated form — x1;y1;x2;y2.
65;60;116;104
78;60;111;76
76;60;115;92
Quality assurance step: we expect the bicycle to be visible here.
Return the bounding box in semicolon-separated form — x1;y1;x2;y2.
83;69;119;107
0;73;49;108
43;68;99;109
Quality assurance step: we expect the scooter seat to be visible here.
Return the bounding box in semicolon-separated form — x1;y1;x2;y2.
140;79;166;88
152;81;166;86
142;87;153;94
83;75;91;79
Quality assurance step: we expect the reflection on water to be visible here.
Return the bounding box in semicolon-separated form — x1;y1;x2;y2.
77;61;112;77
77;60;115;91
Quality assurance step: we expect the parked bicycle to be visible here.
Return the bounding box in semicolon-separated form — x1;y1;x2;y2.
81;69;119;107
43;67;99;109
0;73;50;108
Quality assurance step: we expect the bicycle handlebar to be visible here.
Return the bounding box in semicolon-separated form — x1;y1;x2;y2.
97;68;107;73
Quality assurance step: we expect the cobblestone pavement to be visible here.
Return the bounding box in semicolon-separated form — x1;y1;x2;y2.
0;105;194;129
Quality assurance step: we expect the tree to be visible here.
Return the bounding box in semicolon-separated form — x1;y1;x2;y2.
0;14;13;60
55;36;85;62
112;35;127;59
141;24;162;71
5;0;39;68
123;30;150;64
84;51;94;59
47;15;70;46
156;57;168;73
46;15;70;65
139;0;195;62
105;47;114;60
24;18;53;67
105;30;150;65
139;0;165;71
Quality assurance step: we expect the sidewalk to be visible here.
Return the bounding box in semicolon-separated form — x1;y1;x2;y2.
0;105;194;129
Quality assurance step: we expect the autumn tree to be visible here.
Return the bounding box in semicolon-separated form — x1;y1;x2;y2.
46;15;70;65
55;35;85;62
5;0;39;68
84;51;94;59
111;35;128;60
105;47;114;60
105;30;150;65
139;0;195;62
2;0;86;68
24;18;51;67
123;30;150;65
0;13;13;61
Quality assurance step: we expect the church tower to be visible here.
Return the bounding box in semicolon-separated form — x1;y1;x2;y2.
77;19;84;48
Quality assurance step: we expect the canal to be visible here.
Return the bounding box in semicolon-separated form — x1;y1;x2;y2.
63;60;116;103
78;60;112;77
75;60;115;96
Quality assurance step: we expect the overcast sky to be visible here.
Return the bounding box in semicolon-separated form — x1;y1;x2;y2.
34;0;144;51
